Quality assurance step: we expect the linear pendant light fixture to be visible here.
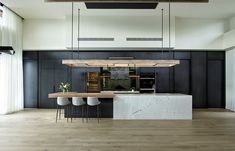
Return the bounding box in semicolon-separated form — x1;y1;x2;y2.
63;0;180;68
63;59;179;67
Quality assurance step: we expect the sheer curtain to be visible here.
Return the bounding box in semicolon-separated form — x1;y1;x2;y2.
0;6;23;114
226;48;235;112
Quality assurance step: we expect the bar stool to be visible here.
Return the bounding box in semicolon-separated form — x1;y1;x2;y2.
71;97;86;123
87;97;101;123
56;97;71;123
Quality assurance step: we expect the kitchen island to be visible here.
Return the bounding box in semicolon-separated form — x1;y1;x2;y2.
114;93;192;120
48;92;192;120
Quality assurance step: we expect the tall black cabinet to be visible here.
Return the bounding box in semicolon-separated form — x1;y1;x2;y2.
23;52;38;108
207;52;225;108
38;52;72;108
191;52;207;108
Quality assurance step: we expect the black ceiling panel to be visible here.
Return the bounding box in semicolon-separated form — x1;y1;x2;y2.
85;2;158;9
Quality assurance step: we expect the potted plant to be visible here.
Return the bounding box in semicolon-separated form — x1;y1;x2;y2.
131;87;136;92
59;82;70;93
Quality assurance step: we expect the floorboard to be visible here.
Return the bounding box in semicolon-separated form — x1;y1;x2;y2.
0;109;235;151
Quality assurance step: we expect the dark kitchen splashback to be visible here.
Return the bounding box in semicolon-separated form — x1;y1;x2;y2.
23;50;225;109
101;67;139;91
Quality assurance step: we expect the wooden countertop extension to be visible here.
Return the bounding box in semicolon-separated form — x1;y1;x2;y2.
48;92;115;99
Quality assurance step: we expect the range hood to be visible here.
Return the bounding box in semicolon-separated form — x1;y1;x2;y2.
0;46;15;55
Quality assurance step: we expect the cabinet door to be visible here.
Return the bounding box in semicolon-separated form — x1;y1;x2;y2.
23;60;38;108
174;60;190;94
54;68;71;92
156;68;174;93
39;69;55;108
191;52;207;108
71;68;86;92
208;60;224;108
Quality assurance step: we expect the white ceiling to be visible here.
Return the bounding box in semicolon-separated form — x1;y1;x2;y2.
1;0;235;19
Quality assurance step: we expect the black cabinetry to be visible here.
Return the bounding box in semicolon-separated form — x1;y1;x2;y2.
38;52;72;108
191;52;207;108
207;52;225;108
140;73;156;93
23;50;225;109
23;52;38;108
173;52;191;95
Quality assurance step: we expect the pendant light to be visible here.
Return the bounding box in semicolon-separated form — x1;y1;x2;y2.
63;0;180;68
71;2;74;51
77;8;80;58
169;0;171;49
161;8;164;58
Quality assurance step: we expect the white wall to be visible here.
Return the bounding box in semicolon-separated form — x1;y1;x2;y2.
223;29;235;49
23;16;228;50
23;19;66;50
175;18;227;50
23;16;175;50
226;48;235;111
223;16;235;49
229;16;235;30
66;15;175;49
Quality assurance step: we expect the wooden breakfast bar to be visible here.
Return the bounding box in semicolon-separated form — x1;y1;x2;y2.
48;92;115;99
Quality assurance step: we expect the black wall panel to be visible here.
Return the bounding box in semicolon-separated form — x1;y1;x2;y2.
40;69;55;108
71;68;86;92
207;52;225;60
174;60;190;94
38;52;72;108
156;68;173;93
207;60;224;108
23;51;225;109
191;52;207;108
23;60;38;108
174;52;191;60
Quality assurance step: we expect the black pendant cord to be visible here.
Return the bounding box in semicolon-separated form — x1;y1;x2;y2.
71;2;74;51
161;8;164;59
78;8;80;59
169;0;171;57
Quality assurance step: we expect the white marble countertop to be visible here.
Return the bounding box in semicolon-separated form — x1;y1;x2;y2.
114;93;192;120
101;91;140;94
114;93;192;96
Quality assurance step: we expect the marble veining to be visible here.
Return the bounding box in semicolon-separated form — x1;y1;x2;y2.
113;93;192;120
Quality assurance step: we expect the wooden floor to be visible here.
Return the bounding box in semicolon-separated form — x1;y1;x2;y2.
1;109;235;151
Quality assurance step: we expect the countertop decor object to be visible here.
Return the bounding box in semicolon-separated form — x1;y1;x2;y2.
59;82;70;93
